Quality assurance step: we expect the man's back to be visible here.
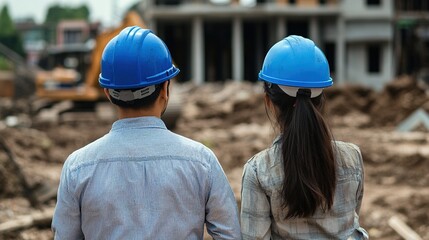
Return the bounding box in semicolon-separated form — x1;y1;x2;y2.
52;117;241;239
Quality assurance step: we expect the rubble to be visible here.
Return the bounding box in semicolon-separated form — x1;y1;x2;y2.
369;76;429;127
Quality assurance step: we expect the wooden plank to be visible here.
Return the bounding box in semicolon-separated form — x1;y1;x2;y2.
0;208;54;233
388;215;423;240
396;108;429;132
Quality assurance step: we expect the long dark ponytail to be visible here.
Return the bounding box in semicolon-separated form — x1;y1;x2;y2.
264;82;336;218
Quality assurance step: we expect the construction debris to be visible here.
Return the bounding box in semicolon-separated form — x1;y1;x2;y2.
396;108;429;132
0;137;40;208
0;208;54;234
369;76;429;127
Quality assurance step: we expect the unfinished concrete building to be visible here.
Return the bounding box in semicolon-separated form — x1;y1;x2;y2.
140;0;394;90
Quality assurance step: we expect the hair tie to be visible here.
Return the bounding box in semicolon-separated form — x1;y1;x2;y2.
296;88;311;98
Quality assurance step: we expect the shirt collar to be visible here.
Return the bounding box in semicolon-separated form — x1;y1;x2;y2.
272;135;282;146
110;116;167;132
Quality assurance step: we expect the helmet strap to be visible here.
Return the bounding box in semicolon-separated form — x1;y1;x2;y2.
108;85;156;102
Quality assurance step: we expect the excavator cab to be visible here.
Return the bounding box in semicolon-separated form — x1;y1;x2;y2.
35;43;100;101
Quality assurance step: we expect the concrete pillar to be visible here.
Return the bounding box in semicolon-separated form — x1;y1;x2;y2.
385;41;394;85
309;17;320;47
232;17;243;82
192;17;204;85
276;17;286;41
335;16;345;85
394;25;401;75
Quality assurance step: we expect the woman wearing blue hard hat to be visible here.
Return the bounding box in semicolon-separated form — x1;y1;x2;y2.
241;35;368;239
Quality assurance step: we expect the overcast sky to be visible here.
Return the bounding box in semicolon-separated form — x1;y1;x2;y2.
0;0;139;27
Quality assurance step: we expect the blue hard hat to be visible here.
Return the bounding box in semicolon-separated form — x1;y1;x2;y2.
99;26;180;89
259;35;332;88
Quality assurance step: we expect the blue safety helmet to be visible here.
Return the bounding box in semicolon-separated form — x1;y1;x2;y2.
259;35;332;90
99;26;179;89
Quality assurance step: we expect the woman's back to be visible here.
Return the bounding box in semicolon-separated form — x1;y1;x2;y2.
241;140;367;239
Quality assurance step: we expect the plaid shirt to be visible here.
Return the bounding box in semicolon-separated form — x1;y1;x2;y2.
241;138;369;240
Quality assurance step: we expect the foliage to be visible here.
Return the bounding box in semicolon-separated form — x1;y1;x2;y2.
44;4;90;25
0;5;25;57
0;56;12;70
0;5;15;36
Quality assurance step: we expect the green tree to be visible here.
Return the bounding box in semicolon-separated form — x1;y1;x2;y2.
0;5;25;58
0;5;15;35
44;4;90;25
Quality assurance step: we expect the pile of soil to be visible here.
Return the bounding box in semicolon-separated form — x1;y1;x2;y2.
325;84;376;117
369;76;429;127
0;121;111;200
325;76;429;128
0;150;21;198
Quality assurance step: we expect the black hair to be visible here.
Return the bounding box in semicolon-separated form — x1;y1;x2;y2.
264;82;336;218
109;81;168;109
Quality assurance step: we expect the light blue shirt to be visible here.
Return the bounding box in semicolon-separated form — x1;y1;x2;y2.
52;117;241;240
241;138;369;240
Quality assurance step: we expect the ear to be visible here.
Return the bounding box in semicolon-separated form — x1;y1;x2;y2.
160;81;170;101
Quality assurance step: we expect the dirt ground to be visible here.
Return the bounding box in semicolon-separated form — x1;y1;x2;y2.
0;76;428;239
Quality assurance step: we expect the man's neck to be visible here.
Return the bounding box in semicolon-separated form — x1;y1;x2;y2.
117;107;161;119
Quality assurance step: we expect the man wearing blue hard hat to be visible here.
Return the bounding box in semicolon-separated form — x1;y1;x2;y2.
52;26;241;239
241;36;368;239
